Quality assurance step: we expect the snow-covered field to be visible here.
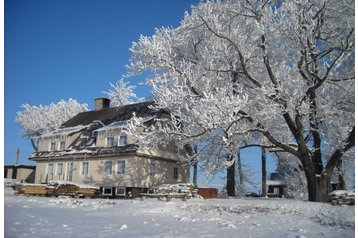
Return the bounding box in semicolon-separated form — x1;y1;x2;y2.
4;187;354;238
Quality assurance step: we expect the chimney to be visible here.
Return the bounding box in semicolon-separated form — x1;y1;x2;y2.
94;98;110;111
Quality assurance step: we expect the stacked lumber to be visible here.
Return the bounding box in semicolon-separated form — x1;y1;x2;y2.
15;184;51;196
329;190;355;205
140;183;199;201
15;181;99;198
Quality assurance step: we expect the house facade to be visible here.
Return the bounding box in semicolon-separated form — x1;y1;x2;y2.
30;99;190;197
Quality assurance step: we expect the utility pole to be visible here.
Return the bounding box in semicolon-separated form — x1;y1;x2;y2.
16;149;20;165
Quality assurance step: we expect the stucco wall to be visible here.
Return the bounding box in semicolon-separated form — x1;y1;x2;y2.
34;156;190;188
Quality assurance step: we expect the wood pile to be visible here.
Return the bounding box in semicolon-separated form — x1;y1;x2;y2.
15;182;99;198
329;190;355;206
140;183;199;201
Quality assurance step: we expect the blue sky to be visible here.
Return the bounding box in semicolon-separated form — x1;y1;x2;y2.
5;0;277;191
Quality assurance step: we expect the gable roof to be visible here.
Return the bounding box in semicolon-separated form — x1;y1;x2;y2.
61;101;163;128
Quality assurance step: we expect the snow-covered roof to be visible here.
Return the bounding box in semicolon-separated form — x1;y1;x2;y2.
41;125;85;138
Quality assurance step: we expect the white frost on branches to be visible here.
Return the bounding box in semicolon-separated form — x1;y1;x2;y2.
104;78;144;107
16;99;88;149
125;0;354;201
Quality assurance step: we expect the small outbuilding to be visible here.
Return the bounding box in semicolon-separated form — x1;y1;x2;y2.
4;165;36;183
267;172;287;198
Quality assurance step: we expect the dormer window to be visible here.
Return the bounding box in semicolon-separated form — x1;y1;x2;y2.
59;141;65;150
50;142;56;151
106;136;115;147
119;135;127;146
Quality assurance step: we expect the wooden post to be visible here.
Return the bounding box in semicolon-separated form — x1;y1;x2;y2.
16;149;20;165
261;147;267;197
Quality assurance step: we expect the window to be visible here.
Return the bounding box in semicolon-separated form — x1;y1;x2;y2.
66;162;74;181
50;142;56;151
173;167;178;180
48;164;54;175
59;141;65;150
82;162;89;176
104;161;112;175
116;187;126;196
102;187;113;195
106;137;115;147
57;163;63;176
117;160;126;175
119;135;127;146
149;162;156;176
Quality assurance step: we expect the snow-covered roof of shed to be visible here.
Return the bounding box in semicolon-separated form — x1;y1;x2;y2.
60;101;164;128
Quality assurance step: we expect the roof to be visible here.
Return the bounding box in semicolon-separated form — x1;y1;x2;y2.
5;165;36;169
61;101;163;128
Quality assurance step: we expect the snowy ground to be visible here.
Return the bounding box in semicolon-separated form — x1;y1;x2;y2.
4;187;354;238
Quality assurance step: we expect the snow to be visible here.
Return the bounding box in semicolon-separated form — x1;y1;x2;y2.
4;187;354;237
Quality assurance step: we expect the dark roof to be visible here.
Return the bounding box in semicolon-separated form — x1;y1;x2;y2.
269;172;284;181
5;165;36;169
61;101;163;128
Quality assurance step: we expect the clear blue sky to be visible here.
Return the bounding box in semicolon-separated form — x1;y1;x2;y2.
4;0;277;191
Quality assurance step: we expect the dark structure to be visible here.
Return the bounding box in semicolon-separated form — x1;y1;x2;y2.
4;165;36;183
267;172;287;198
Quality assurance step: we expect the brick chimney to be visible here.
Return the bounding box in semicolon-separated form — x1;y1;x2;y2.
94;98;110;111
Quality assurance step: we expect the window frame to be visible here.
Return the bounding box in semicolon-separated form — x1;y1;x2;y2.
50;142;56;151
57;163;63;176
117;160;126;175
118;135;128;146
104;161;113;175
48;163;54;176
115;187;126;196
82;161;89;176
59;141;66;150
102;187;113;196
106;136;115;147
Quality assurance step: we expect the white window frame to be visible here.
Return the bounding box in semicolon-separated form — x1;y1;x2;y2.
49;142;56;151
102;187;113;195
48;163;54;175
116;187;126;196
59;141;65;150
66;162;74;181
57;163;63;176
117;160;126;175
106;136;115;147
118;135;127;146
104;161;113;175
82;162;89;176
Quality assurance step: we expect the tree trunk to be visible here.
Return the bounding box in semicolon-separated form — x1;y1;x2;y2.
261;147;267;197
226;154;236;196
237;149;244;197
304;166;331;202
336;160;345;190
193;159;198;188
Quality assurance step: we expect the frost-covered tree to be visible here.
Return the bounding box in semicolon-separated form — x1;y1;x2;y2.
16;99;88;150
104;78;144;107
126;0;354;202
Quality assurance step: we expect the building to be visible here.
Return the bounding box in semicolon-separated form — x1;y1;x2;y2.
267;172;287;198
29;99;190;197
4;165;36;183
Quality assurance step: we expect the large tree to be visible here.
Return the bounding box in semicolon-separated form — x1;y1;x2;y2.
126;0;354;202
16;99;88;150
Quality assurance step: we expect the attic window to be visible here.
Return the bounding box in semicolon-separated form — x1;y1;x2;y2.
50;142;56;151
106;137;115;147
119;135;127;146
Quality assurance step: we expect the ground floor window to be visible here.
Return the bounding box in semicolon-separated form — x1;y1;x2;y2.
66;162;74;181
116;187;126;196
57;163;63;176
82;162;89;176
102;187;113;196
